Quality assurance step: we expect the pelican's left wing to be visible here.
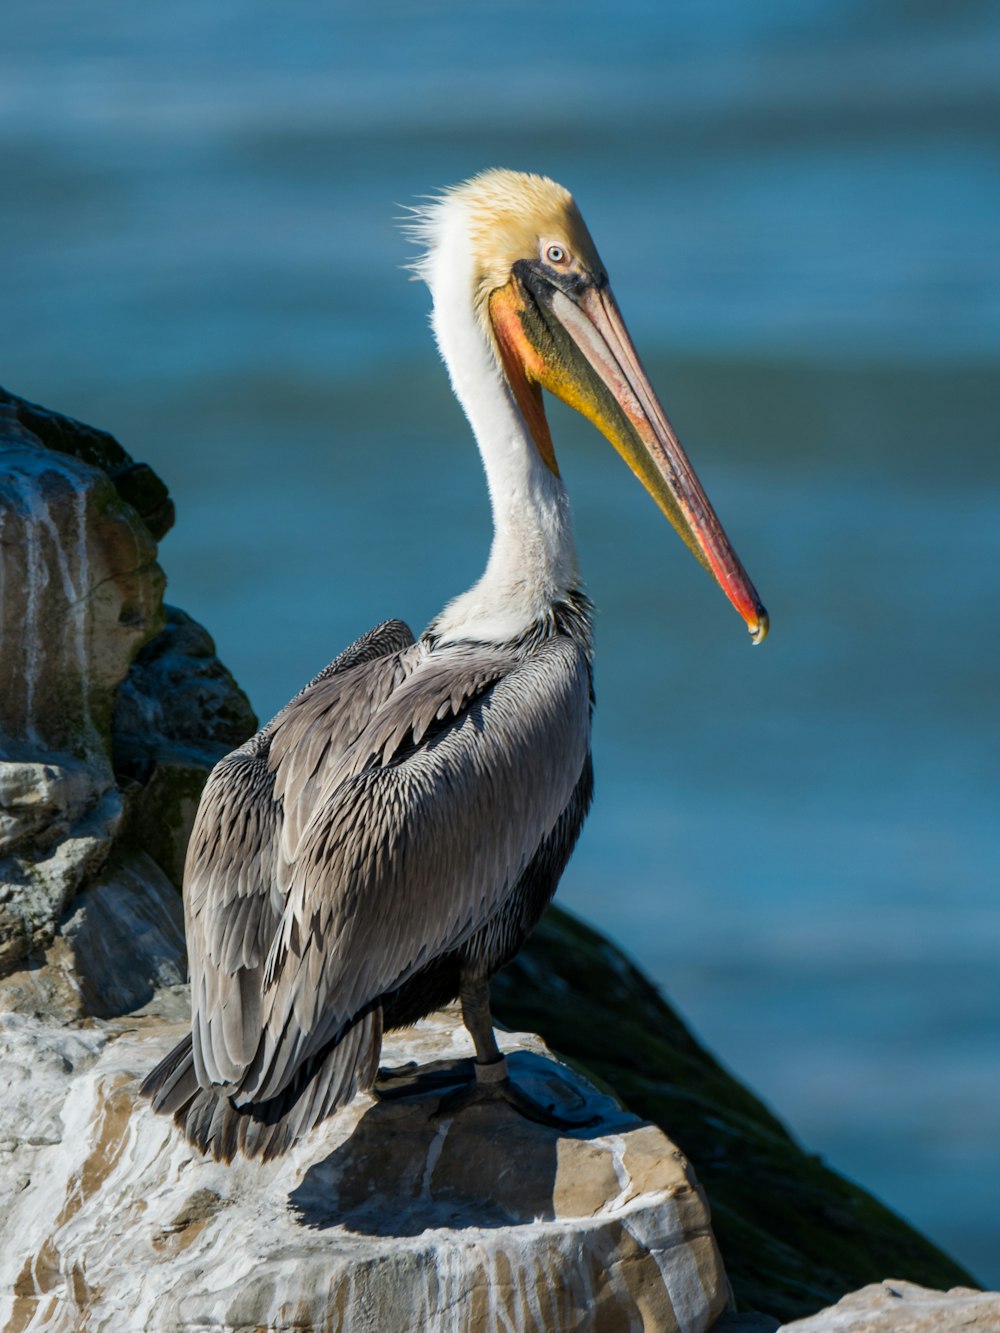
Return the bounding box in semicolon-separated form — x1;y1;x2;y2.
182;618;417;1093
235;636;592;1105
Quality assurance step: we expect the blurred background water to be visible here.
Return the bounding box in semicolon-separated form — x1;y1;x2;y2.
2;0;998;1288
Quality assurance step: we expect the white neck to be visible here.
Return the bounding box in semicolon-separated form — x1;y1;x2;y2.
422;209;579;645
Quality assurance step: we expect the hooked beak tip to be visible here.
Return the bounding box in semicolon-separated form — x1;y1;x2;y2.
748;607;770;646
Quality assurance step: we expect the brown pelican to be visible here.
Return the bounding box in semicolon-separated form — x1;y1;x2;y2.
142;169;767;1161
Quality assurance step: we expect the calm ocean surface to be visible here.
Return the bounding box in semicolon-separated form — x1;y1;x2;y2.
3;0;998;1286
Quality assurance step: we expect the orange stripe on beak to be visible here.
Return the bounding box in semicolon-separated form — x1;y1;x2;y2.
488;281;560;477
493;268;768;644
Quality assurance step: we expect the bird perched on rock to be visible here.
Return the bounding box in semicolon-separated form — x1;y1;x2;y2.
142;169;767;1161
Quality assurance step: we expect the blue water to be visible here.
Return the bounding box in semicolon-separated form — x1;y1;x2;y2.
2;0;998;1288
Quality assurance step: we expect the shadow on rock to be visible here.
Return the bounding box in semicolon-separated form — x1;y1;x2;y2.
290;1051;625;1237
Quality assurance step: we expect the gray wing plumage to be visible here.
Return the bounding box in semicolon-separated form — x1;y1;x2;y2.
243;637;591;1105
147;615;592;1155
183;617;418;1092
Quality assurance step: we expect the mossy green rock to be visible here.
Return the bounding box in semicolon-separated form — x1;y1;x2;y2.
493;909;974;1323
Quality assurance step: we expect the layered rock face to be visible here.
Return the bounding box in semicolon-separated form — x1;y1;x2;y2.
0;389;989;1331
0;401;162;972
0;388;255;1013
781;1280;1000;1331
1;1009;731;1332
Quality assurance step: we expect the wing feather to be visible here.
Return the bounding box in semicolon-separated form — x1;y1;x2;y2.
185;619;417;1089
241;637;591;1103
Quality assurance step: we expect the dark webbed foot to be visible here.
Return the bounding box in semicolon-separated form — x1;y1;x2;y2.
373;1060;465;1099
375;973;602;1129
433;1056;601;1130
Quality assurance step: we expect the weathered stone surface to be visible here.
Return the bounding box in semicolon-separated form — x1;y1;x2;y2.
0;758;123;973
0;386;175;541
0;391;253;976
779;1279;1000;1331
0;400;166;968
0;1007;732;1333
0;849;188;1021
0;418;164;769
113;604;257;888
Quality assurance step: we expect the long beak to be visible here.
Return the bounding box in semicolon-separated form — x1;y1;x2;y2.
494;266;769;644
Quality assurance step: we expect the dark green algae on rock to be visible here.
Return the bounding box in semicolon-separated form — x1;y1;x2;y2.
493;907;975;1323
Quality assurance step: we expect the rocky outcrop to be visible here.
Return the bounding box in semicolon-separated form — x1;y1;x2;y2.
0;401;163;970
0;386;254;999
491;913;978;1324
113;603;259;889
0;396;167;773
0;1007;731;1333
0;389;989;1331
780;1280;1000;1331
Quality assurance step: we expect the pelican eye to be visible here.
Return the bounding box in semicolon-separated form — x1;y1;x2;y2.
545;243;569;266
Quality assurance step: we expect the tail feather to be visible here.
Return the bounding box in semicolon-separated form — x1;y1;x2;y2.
140;1034;200;1114
139;1007;383;1163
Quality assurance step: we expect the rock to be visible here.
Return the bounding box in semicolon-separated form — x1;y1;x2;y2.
492;910;978;1324
0;405;164;770
0;394;166;969
0;849;187;1020
1;386;175;541
778;1279;1000;1331
0;388;253;980
0;761;124;978
0;1007;732;1333
713;1315;782;1332
113;604;257;888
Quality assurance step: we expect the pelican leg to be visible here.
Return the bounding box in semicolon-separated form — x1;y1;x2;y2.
434;972;599;1129
459;971;503;1066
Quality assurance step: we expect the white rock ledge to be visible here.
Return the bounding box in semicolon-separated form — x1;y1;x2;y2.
0;1006;731;1332
779;1279;1000;1332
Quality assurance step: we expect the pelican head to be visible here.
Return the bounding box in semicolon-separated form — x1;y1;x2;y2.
410;169;768;644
